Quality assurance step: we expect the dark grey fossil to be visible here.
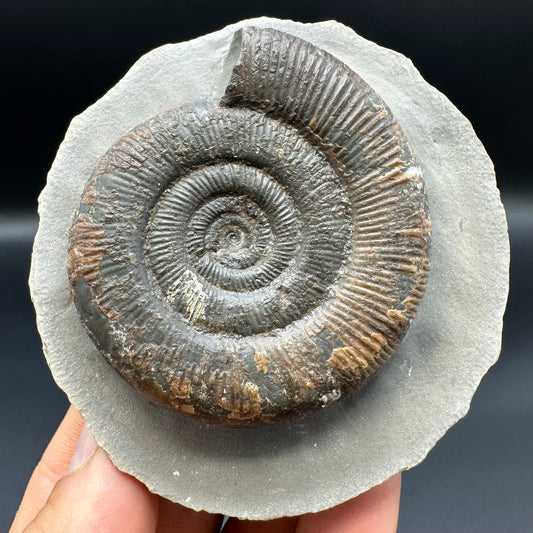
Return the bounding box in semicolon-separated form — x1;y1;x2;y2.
67;27;431;426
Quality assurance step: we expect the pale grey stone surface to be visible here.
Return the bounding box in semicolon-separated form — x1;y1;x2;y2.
30;18;509;519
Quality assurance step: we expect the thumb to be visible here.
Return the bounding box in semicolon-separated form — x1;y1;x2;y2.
23;426;159;533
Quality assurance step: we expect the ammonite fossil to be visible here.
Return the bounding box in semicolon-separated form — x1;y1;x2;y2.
66;27;430;426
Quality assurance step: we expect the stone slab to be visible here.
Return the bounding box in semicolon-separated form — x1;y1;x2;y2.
30;17;509;519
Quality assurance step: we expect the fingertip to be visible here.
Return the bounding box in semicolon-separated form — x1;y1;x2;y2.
24;447;159;533
296;473;402;533
157;497;223;533
68;424;98;472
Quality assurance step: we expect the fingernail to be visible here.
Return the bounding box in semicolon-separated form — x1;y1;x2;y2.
69;425;98;472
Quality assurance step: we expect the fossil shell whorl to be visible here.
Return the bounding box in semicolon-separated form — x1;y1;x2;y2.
66;26;431;427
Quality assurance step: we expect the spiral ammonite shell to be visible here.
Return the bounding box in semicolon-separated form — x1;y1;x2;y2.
67;27;431;426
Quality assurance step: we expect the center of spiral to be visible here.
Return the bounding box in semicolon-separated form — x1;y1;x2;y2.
218;224;245;250
199;195;270;271
209;215;251;266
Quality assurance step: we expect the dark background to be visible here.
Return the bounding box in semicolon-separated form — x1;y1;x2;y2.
2;1;532;531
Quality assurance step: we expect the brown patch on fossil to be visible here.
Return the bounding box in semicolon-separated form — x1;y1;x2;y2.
254;351;268;373
328;346;371;377
180;404;195;415
300;377;317;389
387;308;409;326
67;214;121;321
396;261;418;273
362;332;387;351
403;295;419;310
130;374;170;407
273;345;320;389
401;227;425;238
289;364;318;389
329;331;388;374
377;168;402;182
67;214;105;286
170;377;192;399
82;186;97;205
214;376;262;420
400;215;431;246
286;366;317;389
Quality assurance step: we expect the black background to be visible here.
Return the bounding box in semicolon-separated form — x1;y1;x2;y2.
2;0;533;209
2;1;532;531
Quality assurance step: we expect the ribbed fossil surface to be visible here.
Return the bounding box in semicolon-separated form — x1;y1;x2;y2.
67;27;431;426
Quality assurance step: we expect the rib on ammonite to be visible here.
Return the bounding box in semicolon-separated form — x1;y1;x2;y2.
67;27;431;427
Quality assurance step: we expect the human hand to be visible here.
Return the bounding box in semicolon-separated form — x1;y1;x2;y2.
10;406;401;533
